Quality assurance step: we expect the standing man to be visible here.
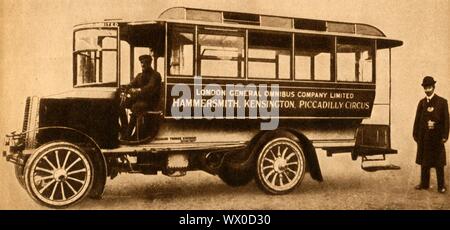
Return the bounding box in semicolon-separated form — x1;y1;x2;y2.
413;76;449;193
120;54;161;139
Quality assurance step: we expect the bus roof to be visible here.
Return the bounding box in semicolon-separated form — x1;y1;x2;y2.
160;7;403;49
74;7;402;49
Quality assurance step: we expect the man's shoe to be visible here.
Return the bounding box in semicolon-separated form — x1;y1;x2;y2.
415;184;429;190
438;187;446;193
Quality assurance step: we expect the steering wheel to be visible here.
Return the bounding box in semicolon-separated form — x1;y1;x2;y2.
119;87;133;108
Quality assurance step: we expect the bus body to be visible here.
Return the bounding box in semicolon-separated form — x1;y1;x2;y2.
3;7;402;208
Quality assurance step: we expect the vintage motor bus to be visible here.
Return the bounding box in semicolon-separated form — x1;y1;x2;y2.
3;7;403;208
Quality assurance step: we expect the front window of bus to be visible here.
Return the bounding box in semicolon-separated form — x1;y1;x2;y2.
74;28;118;86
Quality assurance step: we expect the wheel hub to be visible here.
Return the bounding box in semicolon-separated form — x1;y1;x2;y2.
273;158;287;173
54;169;67;182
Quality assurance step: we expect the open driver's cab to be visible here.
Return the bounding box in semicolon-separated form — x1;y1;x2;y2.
73;21;166;144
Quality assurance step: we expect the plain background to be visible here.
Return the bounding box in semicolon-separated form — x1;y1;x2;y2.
0;0;449;209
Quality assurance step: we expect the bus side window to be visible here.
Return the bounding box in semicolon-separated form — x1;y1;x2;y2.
169;28;194;76
359;50;373;82
295;34;332;81
248;31;291;79
337;38;373;82
198;30;245;78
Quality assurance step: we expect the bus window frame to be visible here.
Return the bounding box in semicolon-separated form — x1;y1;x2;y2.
335;36;376;84
197;26;246;79
247;29;292;81
293;33;336;83
167;24;196;77
72;26;120;88
164;22;379;85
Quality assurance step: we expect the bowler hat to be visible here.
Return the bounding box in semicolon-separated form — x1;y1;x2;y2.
421;76;436;87
139;54;152;62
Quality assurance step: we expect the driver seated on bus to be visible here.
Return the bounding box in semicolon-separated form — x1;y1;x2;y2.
119;54;161;140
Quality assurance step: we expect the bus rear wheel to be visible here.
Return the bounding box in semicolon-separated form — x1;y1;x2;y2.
24;142;94;208
255;135;306;195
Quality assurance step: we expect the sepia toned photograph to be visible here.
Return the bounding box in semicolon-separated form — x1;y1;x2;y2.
0;0;449;211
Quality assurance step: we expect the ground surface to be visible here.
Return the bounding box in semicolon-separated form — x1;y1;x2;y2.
1;145;449;210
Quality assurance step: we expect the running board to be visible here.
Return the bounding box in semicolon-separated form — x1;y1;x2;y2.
101;142;247;154
323;146;397;157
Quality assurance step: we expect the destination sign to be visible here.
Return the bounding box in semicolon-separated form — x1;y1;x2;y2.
167;78;374;119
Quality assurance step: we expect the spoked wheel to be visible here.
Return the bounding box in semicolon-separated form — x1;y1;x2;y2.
24;142;94;208
255;137;306;194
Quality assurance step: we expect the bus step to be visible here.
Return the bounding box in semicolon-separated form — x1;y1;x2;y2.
360;155;400;172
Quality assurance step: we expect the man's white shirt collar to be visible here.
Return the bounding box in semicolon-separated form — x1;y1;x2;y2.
426;93;435;102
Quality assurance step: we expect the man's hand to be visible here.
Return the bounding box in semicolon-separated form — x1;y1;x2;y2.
130;88;141;97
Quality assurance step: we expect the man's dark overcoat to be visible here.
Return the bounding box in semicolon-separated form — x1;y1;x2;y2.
413;94;449;167
128;68;161;112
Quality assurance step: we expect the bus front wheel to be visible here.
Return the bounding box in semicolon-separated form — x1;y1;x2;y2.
255;135;306;195
24;142;94;208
